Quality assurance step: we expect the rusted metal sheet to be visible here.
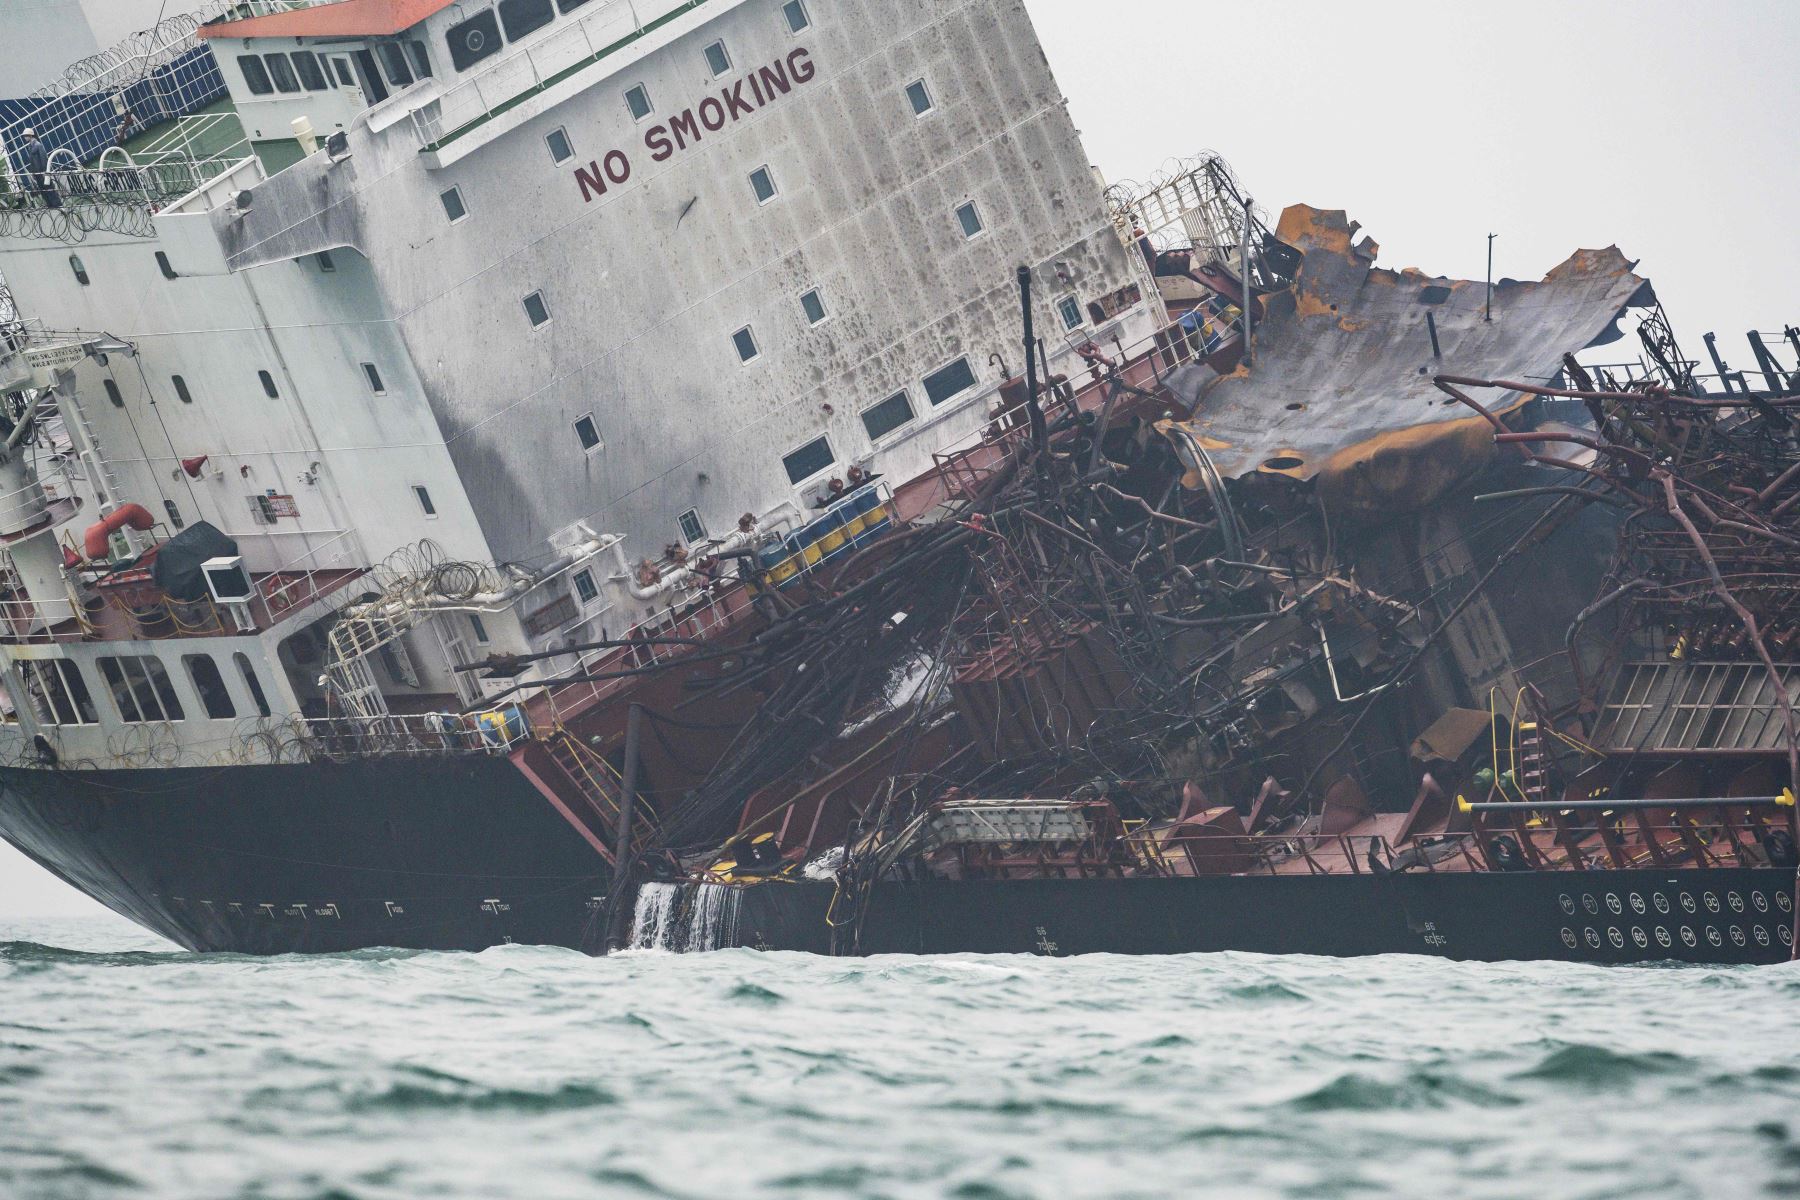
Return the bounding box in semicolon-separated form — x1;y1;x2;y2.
1168;205;1648;513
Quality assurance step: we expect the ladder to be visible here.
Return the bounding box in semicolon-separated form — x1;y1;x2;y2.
543;728;656;849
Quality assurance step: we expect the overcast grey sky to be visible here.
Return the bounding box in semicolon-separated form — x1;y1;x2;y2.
3;0;1798;919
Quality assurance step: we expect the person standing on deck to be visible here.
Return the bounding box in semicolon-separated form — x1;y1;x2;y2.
18;129;61;208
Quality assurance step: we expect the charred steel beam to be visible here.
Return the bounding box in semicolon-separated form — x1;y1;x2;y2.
602;701;644;954
1017;265;1048;460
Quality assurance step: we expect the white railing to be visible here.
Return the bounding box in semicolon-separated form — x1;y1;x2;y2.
416;0;705;146
253;527;368;624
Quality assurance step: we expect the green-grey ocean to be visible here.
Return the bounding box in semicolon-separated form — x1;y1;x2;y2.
3;913;1798;1199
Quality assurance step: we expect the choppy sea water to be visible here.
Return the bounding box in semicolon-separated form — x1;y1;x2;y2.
3;915;1799;1200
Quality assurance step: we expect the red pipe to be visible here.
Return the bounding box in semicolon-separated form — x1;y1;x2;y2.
83;502;154;560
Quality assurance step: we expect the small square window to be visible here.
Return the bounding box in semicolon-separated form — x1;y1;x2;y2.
315;250;336;272
783;0;809;32
800;288;827;325
523;290;551;328
956;201;983;239
1058;295;1083;331
545;127;574;164
574;413;603;451
861;391;915;440
782;436;834;485
732;326;759;363
624;84;652;121
572;568;598;603
749;166;777;204
703;40;731;77
924;357;977;406
362;362;386;394
905;79;933;117
678;508;706;544
440;186;467;223
413;485;437;517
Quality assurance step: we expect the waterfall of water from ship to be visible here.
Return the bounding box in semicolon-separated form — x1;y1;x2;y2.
627;881;742;952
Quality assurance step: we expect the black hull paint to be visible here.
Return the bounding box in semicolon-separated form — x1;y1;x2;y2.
3;762;1795;964
0;761;610;953
731;870;1800;965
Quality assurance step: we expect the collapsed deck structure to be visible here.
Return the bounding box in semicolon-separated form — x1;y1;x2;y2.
508;173;1800;962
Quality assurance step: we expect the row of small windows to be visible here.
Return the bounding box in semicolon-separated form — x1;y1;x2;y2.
100;364;385;408
238;44;428;98
447;0;598;73
772;357;983;485
14;652;271;727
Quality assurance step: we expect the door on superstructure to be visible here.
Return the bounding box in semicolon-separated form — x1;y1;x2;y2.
327;55;364;107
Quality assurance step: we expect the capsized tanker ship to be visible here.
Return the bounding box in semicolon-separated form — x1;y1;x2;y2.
0;0;1795;964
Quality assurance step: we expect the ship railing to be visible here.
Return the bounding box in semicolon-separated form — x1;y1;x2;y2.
295;710;528;761
746;479;896;594
0;594;89;643
252;528;369;626
930;308;1217;501
542;583;742;724
414;0;707;149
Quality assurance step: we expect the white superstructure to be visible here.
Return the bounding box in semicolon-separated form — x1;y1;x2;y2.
0;0;1157;767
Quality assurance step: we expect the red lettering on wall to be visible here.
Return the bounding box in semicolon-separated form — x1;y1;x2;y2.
645;124;673;162
723;80;755;121
575;160;610;202
757;61;791;100
698;96;726;132
788;47;814;83
669;108;701;150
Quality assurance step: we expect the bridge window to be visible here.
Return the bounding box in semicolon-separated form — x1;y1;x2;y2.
16;660;98;726
861;391;914;441
558;0;594;12
782;436;834;485
783;0;810;33
376;42;414;88
499;0;554;41
291;51;329;91
406;41;433;79
98;655;185;723
238;55;273;96
266;53;301;94
234;652;271;717
183;654;235;719
924;357;977;406
446;10;503;72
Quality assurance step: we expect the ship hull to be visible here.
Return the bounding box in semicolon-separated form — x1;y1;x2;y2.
727;869;1800;965
0;760;610;953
